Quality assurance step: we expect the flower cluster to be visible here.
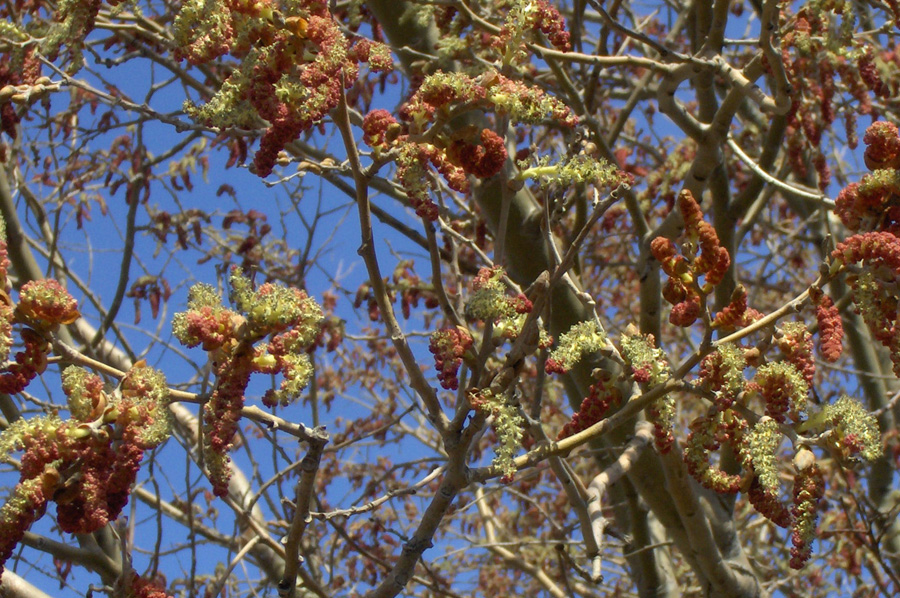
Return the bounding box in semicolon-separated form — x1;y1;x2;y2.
403;71;577;130
468;389;523;482
465;266;531;322
862;121;900;171
517;154;623;189
0;328;49;394
484;74;579;128
737;397;881;565
620;330;674;452
40;0;109;72
746;476;792;529
745;417;782;496
446;128;508;179
697;343;746;410
363;101;505;221
429;327;474;390
62;364;106;422
544;320;607;375
740;418;792;528
683;409;747;494
0;477;44;578
776;322;816;386
362;109;402;153
0;229;9;362
0;298;11;366
360;70;579;220
777;4;890;189
173;268;323;495
651;190;731;327
488;312;545;349
395;142;466;221
494;0;571;66
806;396;883;462
620;330;670;386
832;231;900;375
0;362;171;576
120;571;173;598
0;218;8;285
16;279;80;328
557;371;621;440
835;122;900;235
790;453;824;569
751;361;809;423
170;284;237;350
203;354;254;496
711;285;763;331
0;22;44;140
175;0;393;176
0;231;80;392
258;332;315;408
811;289;843;362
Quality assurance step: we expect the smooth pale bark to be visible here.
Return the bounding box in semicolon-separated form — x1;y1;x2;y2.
0;571;54;598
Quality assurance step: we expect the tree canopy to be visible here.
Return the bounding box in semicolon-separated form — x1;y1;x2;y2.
1;0;900;597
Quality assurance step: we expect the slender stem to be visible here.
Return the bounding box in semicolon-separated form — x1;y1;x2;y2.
333;81;450;438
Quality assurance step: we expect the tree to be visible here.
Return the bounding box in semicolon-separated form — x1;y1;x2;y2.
0;0;899;596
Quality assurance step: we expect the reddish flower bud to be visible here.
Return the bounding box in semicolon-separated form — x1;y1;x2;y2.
863;121;900;170
429;327;474;390
814;294;843;362
557;373;621;439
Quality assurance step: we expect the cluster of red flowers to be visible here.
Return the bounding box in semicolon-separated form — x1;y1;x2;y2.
711;285;762;331
429;327;474;391
0;40;43;139
778;4;889;189
557;372;621;440
527;0;571;51
174;0;393;177
205;352;254;496
811;289;843;362
447;129;508;179
832;231;900;376
361;69;579;220
835;122;900;236
857;48;889;99
362;109;466;220
0;362;171;577
651;190;730;327
173;269;323;496
363;111;507;221
248;15;352;176
0;280;83;394
0;329;48;394
751;362;809;423
646;400;675;454
0;477;44;579
776;322;816;386
746;477;792;529
122;571;173;598
697;347;744;410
